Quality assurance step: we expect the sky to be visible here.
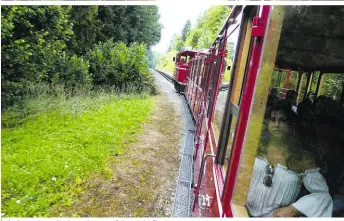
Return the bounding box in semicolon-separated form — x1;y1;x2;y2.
151;2;213;54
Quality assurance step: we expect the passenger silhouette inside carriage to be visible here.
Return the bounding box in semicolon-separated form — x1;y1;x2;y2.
247;100;331;217
312;96;344;217
267;88;279;106
299;95;344;216
246;89;344;217
286;90;297;106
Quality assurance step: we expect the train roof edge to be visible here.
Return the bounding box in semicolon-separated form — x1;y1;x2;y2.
179;46;208;55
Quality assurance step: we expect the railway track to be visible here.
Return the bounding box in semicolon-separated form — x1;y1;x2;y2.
153;69;186;94
153;68;194;217
153;69;174;83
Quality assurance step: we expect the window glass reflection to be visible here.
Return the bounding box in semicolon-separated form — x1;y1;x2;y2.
232;6;344;217
213;27;240;140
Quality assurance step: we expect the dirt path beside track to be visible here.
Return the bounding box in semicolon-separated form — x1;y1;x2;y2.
52;72;185;217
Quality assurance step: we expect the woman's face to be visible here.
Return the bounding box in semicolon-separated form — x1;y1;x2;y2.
267;110;291;138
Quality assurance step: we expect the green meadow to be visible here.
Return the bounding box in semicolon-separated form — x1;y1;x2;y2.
1;89;154;217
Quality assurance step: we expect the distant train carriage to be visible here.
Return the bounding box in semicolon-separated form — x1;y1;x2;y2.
176;5;344;217
173;48;206;93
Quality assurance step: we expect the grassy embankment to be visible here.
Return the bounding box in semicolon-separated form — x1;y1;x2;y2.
1;84;154;217
156;50;178;75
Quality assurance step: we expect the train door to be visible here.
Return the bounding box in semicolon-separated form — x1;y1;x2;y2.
222;5;344;217
192;5;258;217
192;36;226;218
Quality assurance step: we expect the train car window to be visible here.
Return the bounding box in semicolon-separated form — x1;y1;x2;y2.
193;57;206;115
215;7;256;174
271;70;286;89
213;27;241;141
270;70;299;101
223;114;238;172
207;40;225;117
231;6;344;217
289;72;298;90
196;58;203;85
229;10;255;107
191;59;197;82
197;59;202;87
186;59;195;100
180;56;188;63
200;56;209;90
310;71;321;97
222;26;240;83
188;59;193;80
297;72;310;103
320;74;344;103
202;54;215;107
190;58;201;107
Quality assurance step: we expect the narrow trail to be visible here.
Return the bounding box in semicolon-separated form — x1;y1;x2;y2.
52;71;185;217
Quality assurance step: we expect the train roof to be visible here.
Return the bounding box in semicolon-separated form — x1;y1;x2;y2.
178;48;207;56
275;6;344;73
210;6;344;73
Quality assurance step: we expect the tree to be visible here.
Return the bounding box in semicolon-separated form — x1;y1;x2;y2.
1;5;162;109
96;6;129;43
1;6;74;108
125;6;162;48
146;49;160;68
157;5;232;81
167;34;177;52
97;6;162;48
185;27;201;48
68;6;100;55
181;20;191;42
172;36;184;51
184;6;231;49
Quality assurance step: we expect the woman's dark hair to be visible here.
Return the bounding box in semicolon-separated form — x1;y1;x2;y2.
264;101;297;127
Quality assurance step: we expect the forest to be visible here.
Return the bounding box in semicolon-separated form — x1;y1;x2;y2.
1;6;162;217
1;6;162;111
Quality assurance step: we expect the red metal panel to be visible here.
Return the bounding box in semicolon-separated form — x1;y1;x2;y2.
192;31;229;217
175;50;205;85
221;5;271;217
176;63;188;83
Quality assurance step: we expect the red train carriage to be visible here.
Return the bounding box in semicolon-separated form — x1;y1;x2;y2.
180;5;344;218
173;48;206;93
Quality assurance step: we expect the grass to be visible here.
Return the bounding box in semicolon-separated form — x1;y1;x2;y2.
1;85;154;217
49;92;182;217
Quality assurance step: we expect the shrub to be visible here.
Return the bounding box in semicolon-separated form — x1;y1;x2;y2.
1;6;159;110
54;53;92;88
1;6;74;110
86;40;155;93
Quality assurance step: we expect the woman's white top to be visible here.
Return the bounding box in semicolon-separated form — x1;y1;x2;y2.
246;157;333;217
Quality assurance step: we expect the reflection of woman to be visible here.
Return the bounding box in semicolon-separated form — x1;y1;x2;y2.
246;103;333;217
